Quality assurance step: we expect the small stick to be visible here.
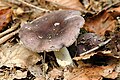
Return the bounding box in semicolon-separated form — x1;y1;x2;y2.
0;29;19;45
42;51;46;79
80;38;111;56
18;0;49;12
102;1;120;10
0;23;19;38
73;39;111;60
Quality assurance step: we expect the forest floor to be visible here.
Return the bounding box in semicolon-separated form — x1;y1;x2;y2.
0;0;120;80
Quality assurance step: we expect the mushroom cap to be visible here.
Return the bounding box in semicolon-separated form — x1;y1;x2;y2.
77;33;103;55
19;10;85;52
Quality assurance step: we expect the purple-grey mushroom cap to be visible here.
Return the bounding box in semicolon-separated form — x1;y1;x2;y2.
19;10;85;52
77;33;103;54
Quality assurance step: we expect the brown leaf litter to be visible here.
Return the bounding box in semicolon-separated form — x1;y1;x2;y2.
0;0;120;80
0;42;41;68
0;8;12;32
84;10;116;36
64;59;119;80
46;0;85;10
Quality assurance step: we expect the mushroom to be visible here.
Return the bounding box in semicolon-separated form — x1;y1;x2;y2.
19;10;85;67
77;33;103;55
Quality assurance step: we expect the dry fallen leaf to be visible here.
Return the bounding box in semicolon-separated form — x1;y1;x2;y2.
105;72;118;79
46;0;84;10
0;8;12;32
0;68;27;80
64;67;102;80
115;60;120;73
108;6;120;17
48;68;63;80
13;70;27;79
0;42;41;68
28;65;42;78
13;7;24;15
0;1;10;9
106;32;120;58
64;64;117;80
84;10;116;36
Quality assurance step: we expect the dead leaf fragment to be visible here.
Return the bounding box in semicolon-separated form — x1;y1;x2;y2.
13;7;24;15
105;72;118;79
0;43;41;68
64;64;117;80
48;68;63;80
84;10;116;36
0;8;12;31
0;1;10;9
34;77;46;80
13;70;27;79
46;0;84;10
106;32;120;58
109;6;120;17
28;65;42;78
0;68;27;80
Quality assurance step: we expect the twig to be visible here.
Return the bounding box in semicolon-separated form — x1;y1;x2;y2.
0;23;19;38
42;51;46;79
0;29;19;45
102;1;120;10
79;38;111;56
73;39;111;60
17;0;49;12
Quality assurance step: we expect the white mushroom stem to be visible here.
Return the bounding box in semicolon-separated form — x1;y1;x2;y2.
54;47;74;67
